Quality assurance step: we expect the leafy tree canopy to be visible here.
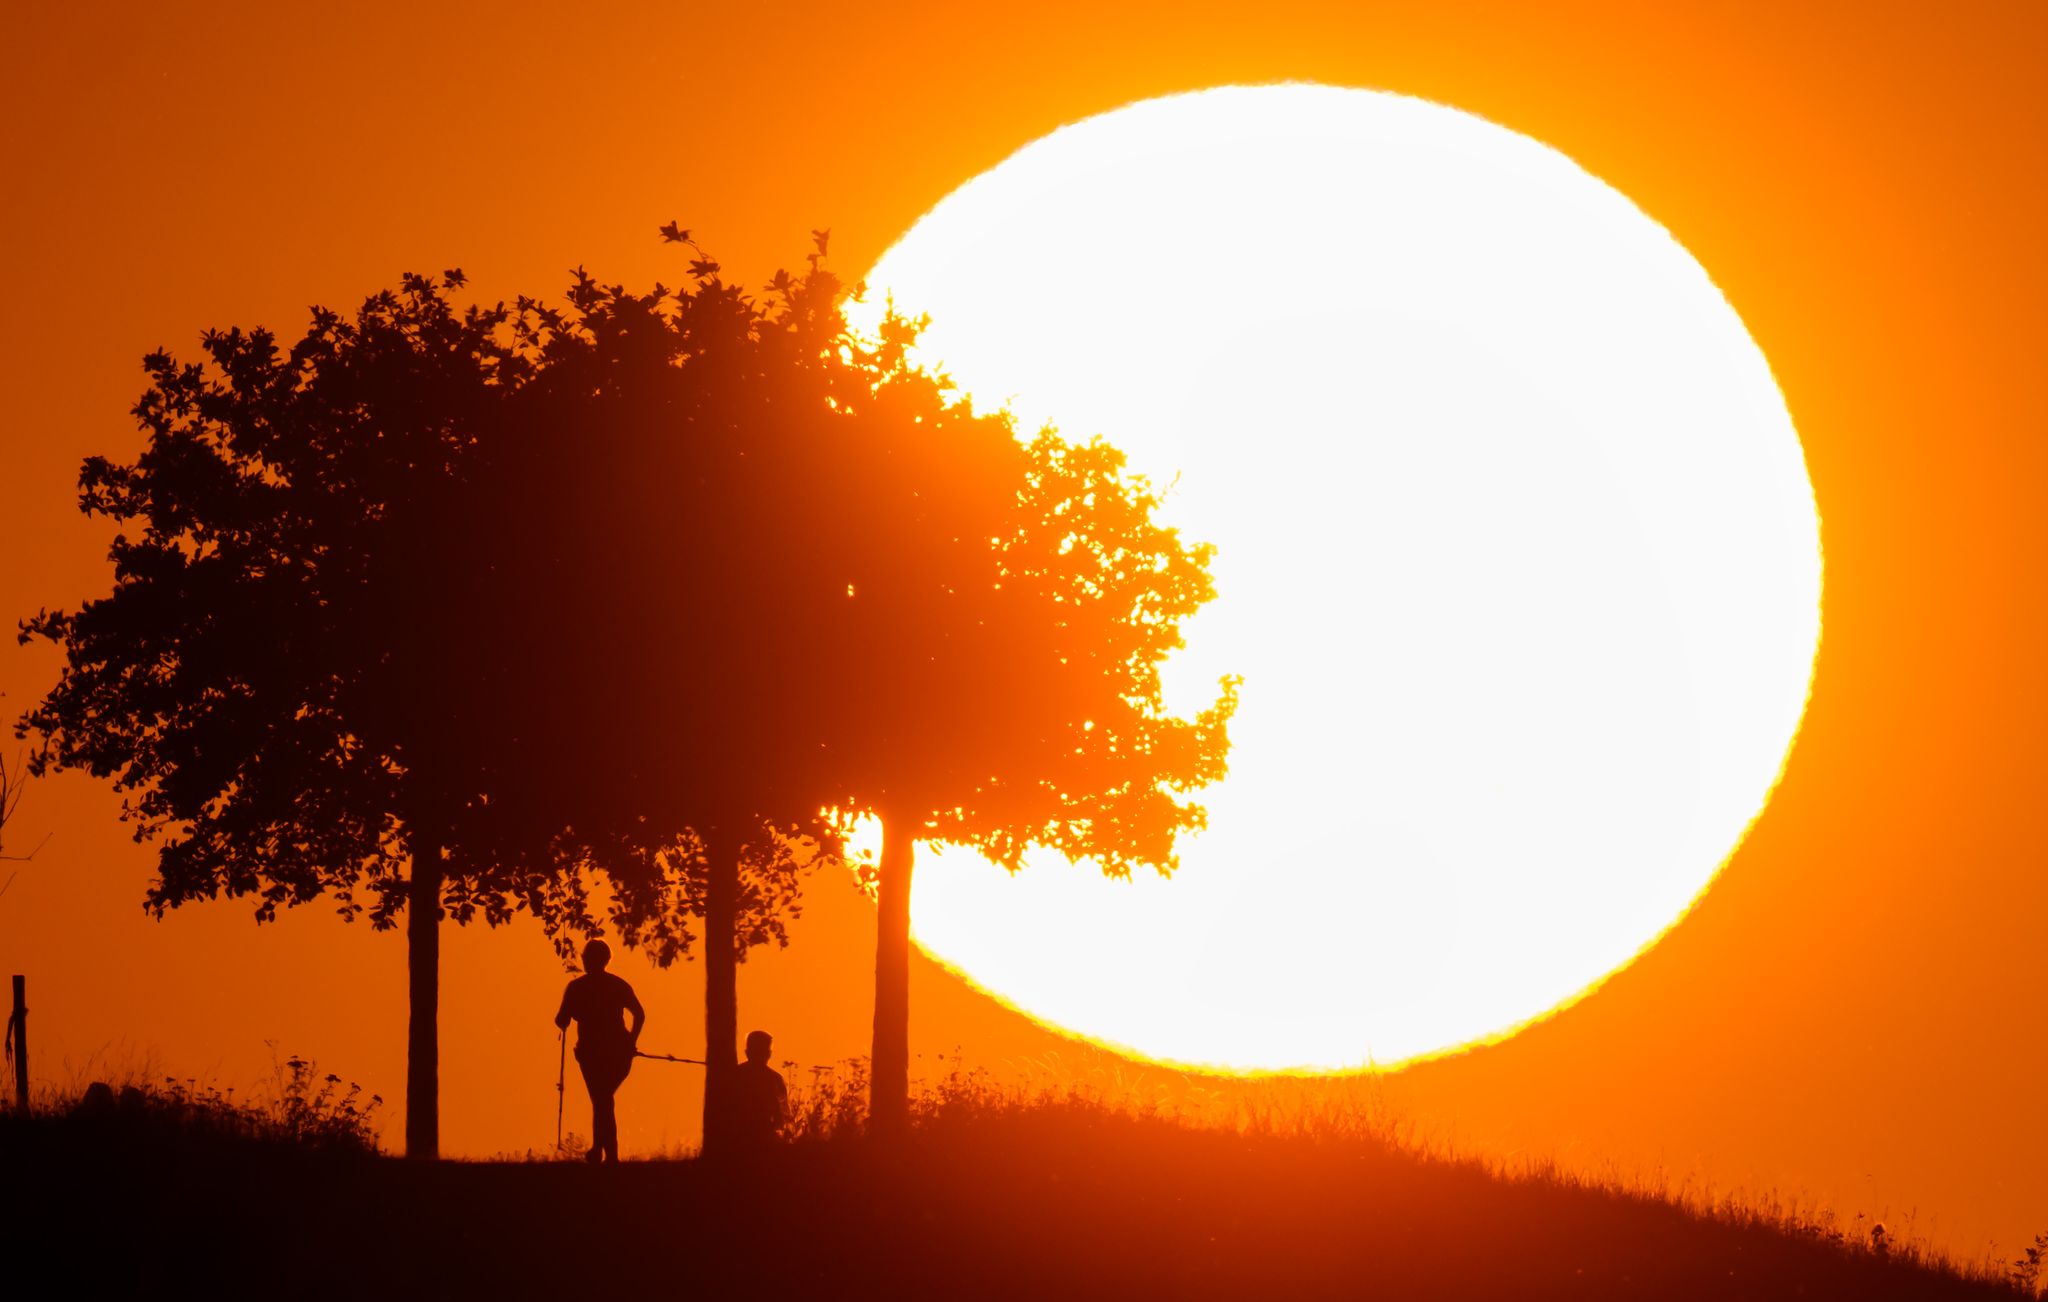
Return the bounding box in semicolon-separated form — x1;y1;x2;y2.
459;231;1237;954
16;272;565;930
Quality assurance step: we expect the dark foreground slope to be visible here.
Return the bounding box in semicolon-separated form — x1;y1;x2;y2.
3;1102;2019;1301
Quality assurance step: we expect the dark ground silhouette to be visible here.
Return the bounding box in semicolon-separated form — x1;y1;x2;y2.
2;1097;2022;1301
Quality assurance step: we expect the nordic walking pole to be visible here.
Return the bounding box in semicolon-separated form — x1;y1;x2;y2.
555;1027;567;1152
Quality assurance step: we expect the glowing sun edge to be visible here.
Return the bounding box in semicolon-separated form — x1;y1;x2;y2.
846;83;1825;1077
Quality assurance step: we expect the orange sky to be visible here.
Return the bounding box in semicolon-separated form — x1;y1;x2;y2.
4;0;2044;1266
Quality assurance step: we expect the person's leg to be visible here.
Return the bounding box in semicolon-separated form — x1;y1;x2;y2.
593;1081;618;1162
577;1056;610;1163
603;1056;632;1162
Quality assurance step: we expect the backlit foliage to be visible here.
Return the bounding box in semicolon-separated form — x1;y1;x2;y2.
460;226;1236;954
17;272;546;929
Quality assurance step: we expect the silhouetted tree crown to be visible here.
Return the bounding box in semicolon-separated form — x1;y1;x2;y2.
17;272;545;924
466;229;1236;910
457;227;1236;1137
11;269;685;1158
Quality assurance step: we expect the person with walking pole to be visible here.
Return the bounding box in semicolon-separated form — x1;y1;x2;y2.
553;939;644;1164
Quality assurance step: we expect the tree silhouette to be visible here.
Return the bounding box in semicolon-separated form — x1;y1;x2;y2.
467;230;1235;1141
821;350;1240;1132
453;238;874;1153
14;273;584;1158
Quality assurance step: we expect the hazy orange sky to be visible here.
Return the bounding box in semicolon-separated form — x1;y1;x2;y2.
4;0;2044;1266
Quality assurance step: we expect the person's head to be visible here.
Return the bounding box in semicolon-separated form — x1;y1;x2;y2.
582;938;612;974
745;1030;772;1064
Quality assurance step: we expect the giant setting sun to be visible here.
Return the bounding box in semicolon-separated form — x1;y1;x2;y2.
851;84;1822;1072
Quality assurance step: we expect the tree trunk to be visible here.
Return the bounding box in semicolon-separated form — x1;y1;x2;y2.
405;839;443;1160
700;834;739;1157
869;812;914;1134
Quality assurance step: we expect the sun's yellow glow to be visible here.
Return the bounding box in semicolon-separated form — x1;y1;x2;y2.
849;85;1822;1072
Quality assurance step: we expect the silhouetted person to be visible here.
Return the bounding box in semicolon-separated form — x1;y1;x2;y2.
731;1029;787;1148
554;939;644;1163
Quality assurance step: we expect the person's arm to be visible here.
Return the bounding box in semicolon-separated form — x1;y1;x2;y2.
554;983;574;1032
624;986;645;1046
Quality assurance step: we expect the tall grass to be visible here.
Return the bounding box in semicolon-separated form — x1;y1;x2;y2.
774;1051;2036;1295
7;1047;382;1156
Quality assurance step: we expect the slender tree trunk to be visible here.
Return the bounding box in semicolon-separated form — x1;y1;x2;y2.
869;811;914;1134
405;839;443;1160
701;834;739;1157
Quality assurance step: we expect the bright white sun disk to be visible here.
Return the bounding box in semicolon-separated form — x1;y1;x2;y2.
850;85;1821;1072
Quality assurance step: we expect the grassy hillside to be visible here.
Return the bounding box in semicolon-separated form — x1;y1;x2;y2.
1;1078;2027;1300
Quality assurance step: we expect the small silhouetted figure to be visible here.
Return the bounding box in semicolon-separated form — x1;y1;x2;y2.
731;1029;788;1148
554;938;644;1163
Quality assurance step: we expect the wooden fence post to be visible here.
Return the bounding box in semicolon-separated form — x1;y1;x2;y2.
9;974;25;1112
